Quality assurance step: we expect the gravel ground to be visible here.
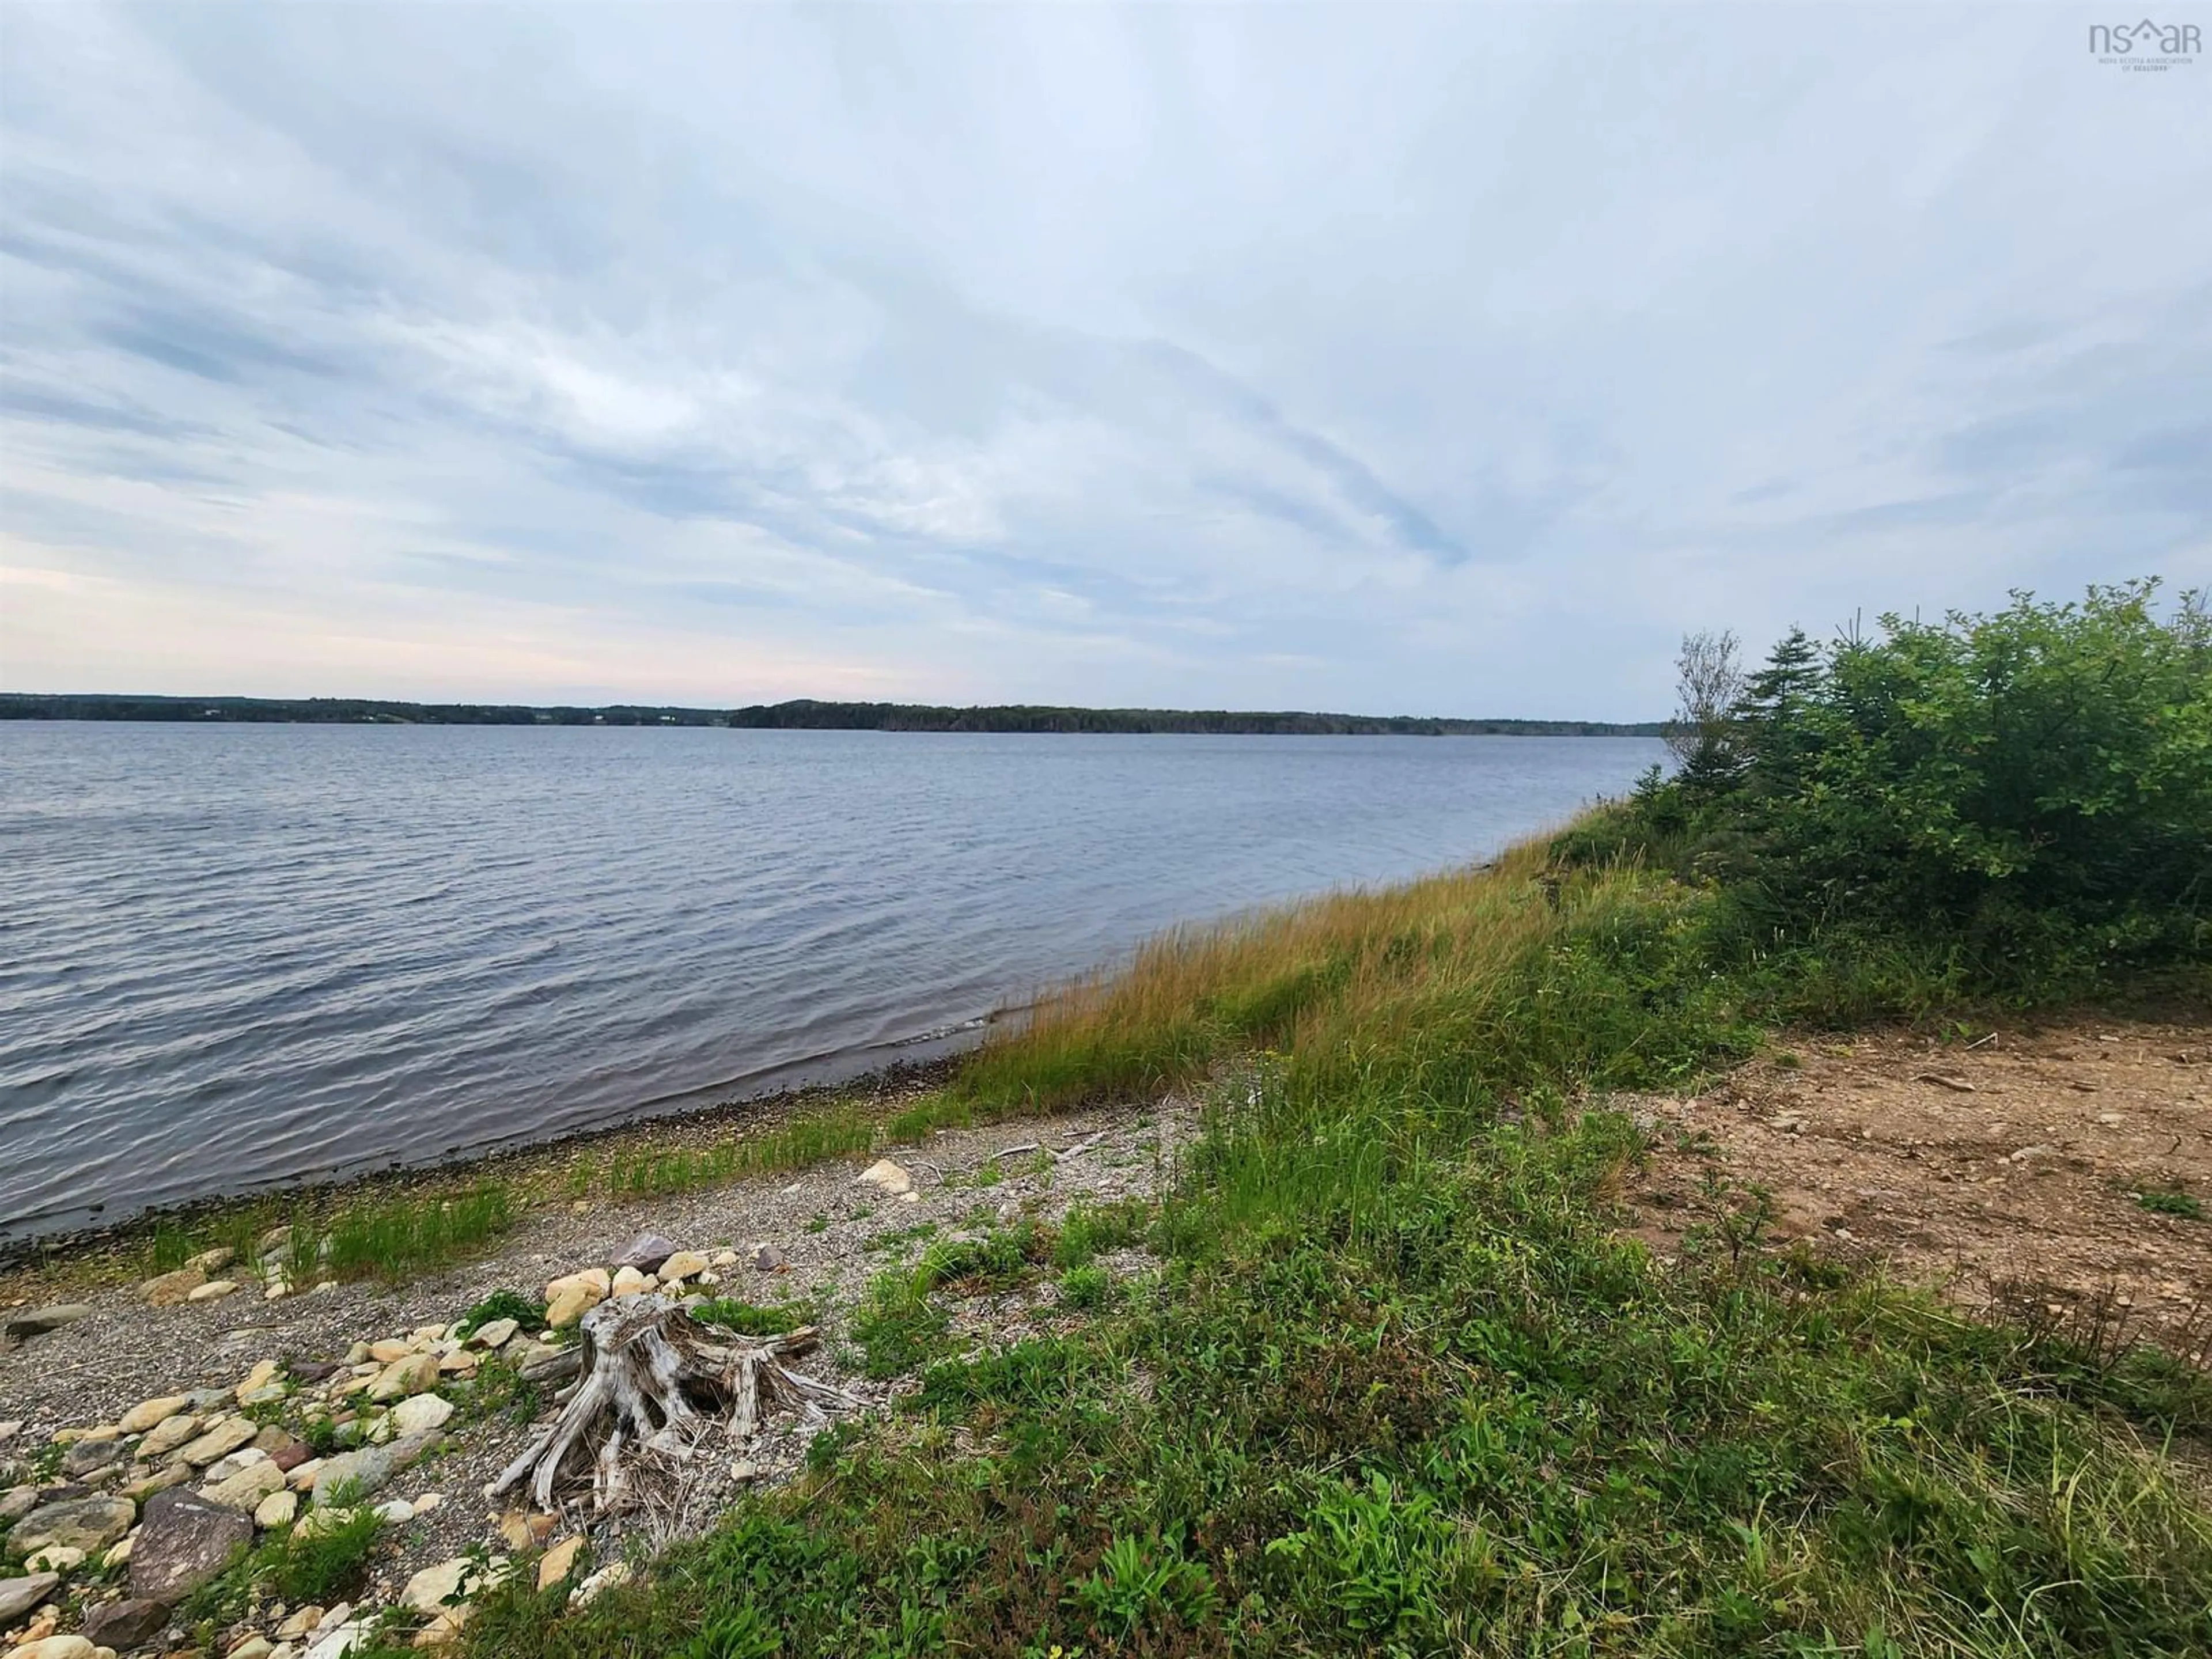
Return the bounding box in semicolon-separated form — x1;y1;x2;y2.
1;1096;1194;1655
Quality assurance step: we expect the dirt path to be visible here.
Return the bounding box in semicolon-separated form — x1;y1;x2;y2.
1624;1015;2212;1355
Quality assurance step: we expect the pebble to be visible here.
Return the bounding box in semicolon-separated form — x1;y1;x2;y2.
275;1605;326;1639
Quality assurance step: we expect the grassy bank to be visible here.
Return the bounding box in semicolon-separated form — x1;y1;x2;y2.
442;838;2208;1658
435;583;2210;1658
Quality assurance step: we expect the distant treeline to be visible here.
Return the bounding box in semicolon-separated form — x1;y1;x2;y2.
725;700;1662;736
2;692;1662;736
0;695;725;726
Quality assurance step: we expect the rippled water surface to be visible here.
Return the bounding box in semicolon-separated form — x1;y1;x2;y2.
0;724;1663;1238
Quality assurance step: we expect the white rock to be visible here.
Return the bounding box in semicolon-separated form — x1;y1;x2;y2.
569;1560;631;1607
855;1158;914;1196
304;1619;366;1659
6;1638;99;1659
374;1499;415;1524
466;1319;518;1350
389;1393;454;1435
256;1489;300;1528
609;1266;653;1297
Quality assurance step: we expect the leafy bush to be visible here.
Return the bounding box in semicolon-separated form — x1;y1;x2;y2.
1574;581;2212;998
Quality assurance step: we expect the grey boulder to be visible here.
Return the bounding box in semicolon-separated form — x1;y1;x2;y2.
130;1487;254;1605
83;1596;173;1649
9;1492;136;1554
610;1232;678;1273
309;1430;443;1506
0;1571;62;1621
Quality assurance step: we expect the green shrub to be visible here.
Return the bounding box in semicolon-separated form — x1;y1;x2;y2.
457;1289;544;1338
1570;581;2212;1002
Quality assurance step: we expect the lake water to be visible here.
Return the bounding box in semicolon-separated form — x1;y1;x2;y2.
0;724;1662;1240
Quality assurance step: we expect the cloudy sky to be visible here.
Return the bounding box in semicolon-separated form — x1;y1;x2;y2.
2;4;2206;717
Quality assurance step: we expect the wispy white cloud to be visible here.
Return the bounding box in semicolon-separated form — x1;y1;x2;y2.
2;3;2206;715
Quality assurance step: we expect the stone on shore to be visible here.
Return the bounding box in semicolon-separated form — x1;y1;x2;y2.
234;1359;282;1400
203;1459;286;1512
609;1265;653;1297
131;1488;254;1604
0;1571;62;1622
367;1352;440;1402
177;1416;259;1468
310;1431;441;1506
537;1535;584;1589
465;1317;518;1350
857;1158;914;1196
9;1495;136;1555
543;1271;608;1329
1;1304;93;1340
80;1597;169;1650
137;1414;203;1461
255;1488;300;1529
187;1279;241;1303
140;1266;206;1306
610;1233;677;1273
4;1637;100;1659
657;1250;709;1283
389;1393;454;1435
117;1395;194;1435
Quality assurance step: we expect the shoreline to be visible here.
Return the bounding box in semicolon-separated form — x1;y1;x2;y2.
0;1049;968;1277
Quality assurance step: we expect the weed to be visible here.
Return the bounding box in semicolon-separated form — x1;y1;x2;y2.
1058;1264;1111;1310
849;1271;956;1379
690;1297;817;1338
2138;1188;2205;1220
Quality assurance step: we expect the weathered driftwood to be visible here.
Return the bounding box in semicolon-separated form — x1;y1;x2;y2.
489;1293;860;1515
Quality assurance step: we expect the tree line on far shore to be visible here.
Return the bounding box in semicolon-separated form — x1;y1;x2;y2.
0;691;1662;737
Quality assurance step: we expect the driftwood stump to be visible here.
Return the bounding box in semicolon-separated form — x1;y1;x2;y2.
489;1293;860;1516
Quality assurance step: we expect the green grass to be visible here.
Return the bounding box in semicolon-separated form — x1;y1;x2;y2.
448;838;2212;1659
145;1183;518;1286
691;1296;819;1338
2137;1189;2205;1221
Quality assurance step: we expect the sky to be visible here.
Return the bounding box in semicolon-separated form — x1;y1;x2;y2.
1;4;2207;719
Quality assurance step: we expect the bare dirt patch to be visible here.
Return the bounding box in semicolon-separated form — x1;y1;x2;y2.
1624;1015;2212;1352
